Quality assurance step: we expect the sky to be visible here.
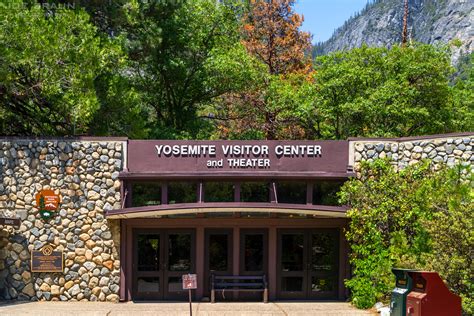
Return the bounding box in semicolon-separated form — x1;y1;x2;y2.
293;0;370;44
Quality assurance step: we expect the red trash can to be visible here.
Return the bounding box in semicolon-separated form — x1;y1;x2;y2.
406;271;461;316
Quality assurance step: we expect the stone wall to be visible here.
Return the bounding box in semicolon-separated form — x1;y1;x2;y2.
0;138;125;302
349;134;474;174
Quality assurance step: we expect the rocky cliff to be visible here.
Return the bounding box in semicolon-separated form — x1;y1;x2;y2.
314;0;474;62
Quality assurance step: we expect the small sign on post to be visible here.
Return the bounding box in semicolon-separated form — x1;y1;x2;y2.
182;274;197;316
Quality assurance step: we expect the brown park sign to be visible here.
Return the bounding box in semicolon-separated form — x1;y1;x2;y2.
0;217;20;227
31;245;64;273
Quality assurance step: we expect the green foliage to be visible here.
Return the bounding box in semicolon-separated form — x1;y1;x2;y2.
341;159;432;307
421;166;474;315
451;52;474;133
122;0;257;139
87;69;150;139
262;73;318;139
210;71;317;140
312;44;462;139
341;160;473;313
0;0;124;135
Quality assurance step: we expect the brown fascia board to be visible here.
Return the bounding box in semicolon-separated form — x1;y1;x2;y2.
117;171;356;180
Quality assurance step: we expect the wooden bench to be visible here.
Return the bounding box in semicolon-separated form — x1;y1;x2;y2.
211;274;268;303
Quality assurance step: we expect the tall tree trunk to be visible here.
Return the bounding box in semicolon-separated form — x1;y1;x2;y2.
401;0;409;46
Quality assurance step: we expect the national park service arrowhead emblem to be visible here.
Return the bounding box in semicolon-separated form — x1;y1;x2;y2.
35;190;61;220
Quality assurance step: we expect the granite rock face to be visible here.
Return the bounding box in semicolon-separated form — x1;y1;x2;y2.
314;0;474;63
351;135;474;174
0;139;124;302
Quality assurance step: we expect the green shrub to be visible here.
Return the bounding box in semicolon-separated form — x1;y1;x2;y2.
421;165;473;315
340;159;473;313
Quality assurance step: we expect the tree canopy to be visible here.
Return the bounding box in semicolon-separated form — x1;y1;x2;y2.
0;0;123;135
0;0;472;139
121;0;259;139
212;0;314;140
311;44;464;139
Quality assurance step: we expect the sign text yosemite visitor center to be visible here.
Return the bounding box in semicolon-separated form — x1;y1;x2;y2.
126;140;349;176
155;143;323;168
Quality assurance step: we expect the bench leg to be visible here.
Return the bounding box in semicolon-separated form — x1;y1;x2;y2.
263;288;268;303
211;289;215;303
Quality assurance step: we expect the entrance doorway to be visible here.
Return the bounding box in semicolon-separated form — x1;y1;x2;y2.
132;229;195;300
204;229;233;300
239;229;268;300
240;229;268;276
203;228;269;301
277;229;339;300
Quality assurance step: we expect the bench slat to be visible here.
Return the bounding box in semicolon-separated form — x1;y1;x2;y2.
215;283;263;287
214;276;264;280
214;289;265;292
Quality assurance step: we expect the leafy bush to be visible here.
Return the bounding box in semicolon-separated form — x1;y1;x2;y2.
421;165;473;315
340;159;473;314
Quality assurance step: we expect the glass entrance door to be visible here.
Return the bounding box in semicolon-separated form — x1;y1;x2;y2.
239;229;268;301
133;229;195;300
278;230;307;299
135;231;162;300
309;230;339;299
277;229;339;300
240;229;268;275
204;229;233;300
165;230;195;300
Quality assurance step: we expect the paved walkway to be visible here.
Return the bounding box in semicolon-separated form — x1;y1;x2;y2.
0;301;376;316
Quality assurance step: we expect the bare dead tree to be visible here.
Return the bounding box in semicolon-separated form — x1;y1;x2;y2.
401;0;409;46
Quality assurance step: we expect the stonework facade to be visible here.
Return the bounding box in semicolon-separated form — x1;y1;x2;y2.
349;134;474;174
0;138;125;301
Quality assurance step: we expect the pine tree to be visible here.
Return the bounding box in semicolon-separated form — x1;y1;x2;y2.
242;0;312;75
215;0;313;140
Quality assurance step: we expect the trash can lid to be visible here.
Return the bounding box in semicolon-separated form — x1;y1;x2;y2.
392;268;418;273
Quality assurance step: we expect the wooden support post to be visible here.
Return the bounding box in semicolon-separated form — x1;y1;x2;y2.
196;227;205;300
233;227;240;300
268;227;277;301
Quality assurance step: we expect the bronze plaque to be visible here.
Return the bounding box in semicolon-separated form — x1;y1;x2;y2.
31;245;64;272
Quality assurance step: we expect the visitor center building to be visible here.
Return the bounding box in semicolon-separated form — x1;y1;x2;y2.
0;133;472;302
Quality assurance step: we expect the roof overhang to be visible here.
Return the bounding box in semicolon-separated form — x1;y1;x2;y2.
105;202;348;219
118;171;355;180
